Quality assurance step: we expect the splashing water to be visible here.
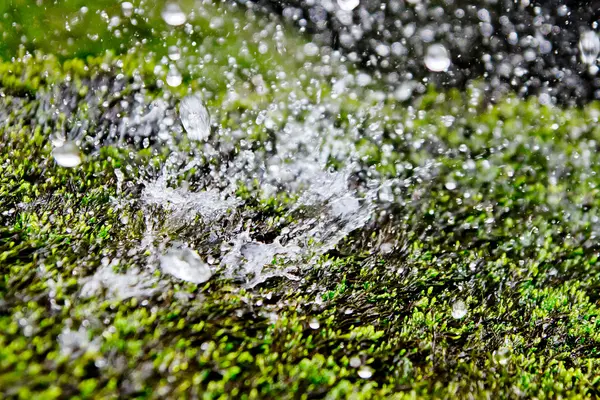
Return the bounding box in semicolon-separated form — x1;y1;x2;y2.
180;94;211;141
58;327;101;358
160;246;212;284
33;0;432;293
142;175;239;224
140;160;377;288
80;264;160;299
220;168;376;288
220;232;302;287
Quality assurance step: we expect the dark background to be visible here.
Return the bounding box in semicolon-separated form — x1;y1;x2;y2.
251;0;600;105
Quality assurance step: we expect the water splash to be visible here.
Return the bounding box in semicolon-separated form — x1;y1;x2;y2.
142;175;239;223
159;245;212;284
80;264;160;299
221;167;376;288
58;327;101;358
220;232;302;287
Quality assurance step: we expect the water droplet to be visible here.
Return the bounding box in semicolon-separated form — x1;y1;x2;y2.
304;43;319;56
493;347;510;365
315;294;324;305
309;318;320;329
258;42;268;54
209;17;224;30
161;2;187;26
337;0;360;11
166;65;182;87
445;181;457;190
180;94;211;141
579;31;600;66
121;2;134;17
108;16;121;28
52;142;82;168
357;366;373;379
168;45;181;61
380;242;394;254
557;5;568;17
159;246;212;284
424;44;451;72
356;72;372;87
441;115;455;127
375;43;390;57
394;81;415;101
451;299;467;319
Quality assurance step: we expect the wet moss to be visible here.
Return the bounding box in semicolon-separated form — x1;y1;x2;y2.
2;1;600;399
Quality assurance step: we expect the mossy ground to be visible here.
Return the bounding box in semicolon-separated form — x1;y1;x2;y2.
2;1;600;399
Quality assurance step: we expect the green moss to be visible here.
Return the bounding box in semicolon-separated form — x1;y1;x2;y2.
2;0;600;399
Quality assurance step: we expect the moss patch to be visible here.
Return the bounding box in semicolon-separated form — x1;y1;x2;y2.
2;1;600;399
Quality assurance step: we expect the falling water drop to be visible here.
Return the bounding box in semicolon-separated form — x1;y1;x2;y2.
121;1;134;17
337;0;360;11
357;366;374;379
159;246;212;284
579;31;600;66
161;2;187;26
445;181;457;190
52;142;82;168
493;347;510;366
180;94;211;141
394;81;415;101
166;65;182;87
309;318;320;329
168;45;181;61
349;357;362;368
424;44;451;72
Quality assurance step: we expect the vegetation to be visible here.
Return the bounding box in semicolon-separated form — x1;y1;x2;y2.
2;0;600;398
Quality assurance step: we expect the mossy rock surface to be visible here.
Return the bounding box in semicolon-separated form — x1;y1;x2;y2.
2;1;600;399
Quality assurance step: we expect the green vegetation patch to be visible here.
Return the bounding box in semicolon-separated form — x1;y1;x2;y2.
2;0;600;399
